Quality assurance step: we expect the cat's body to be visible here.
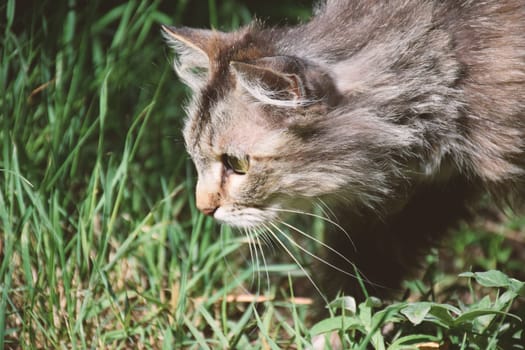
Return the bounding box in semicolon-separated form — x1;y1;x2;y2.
163;0;525;300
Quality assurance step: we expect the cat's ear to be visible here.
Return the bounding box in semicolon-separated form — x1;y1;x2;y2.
230;60;307;107
161;25;213;90
230;56;340;108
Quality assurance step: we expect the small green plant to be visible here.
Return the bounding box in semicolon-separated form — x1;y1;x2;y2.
312;270;525;349
1;0;524;349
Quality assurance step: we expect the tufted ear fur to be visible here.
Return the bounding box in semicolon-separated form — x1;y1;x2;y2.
161;25;214;90
230;60;304;107
231;56;342;108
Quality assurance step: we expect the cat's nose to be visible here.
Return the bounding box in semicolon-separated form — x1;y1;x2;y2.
197;205;218;217
195;193;220;216
195;180;221;217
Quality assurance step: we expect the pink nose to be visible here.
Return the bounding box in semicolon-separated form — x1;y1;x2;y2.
195;181;221;217
197;204;218;217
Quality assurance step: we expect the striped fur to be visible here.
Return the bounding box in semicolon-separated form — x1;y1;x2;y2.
163;0;525;300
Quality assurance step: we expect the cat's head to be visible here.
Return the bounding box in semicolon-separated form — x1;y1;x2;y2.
162;24;375;228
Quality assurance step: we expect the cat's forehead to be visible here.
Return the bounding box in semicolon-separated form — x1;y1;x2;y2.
183;89;287;162
184;90;254;151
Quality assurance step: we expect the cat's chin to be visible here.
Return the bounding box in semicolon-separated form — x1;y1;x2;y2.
213;206;276;229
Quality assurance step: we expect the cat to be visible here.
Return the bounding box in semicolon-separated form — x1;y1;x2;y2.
162;0;525;301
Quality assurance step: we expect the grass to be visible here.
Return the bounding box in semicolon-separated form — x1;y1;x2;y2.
1;0;524;349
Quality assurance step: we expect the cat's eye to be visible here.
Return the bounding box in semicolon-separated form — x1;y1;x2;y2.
222;154;250;175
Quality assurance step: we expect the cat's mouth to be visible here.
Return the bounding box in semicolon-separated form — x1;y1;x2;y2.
213;205;278;228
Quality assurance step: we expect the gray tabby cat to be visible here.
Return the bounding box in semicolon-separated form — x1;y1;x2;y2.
162;0;525;300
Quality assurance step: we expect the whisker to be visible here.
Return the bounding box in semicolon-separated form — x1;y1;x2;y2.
273;221;363;281
253;227;271;293
242;228;256;286
268;207;356;251
281;220;384;290
256;225;276;251
263;222;329;305
247;228;257;291
220;227;252;296
277;220;358;272
315;198;337;221
250;227;262;289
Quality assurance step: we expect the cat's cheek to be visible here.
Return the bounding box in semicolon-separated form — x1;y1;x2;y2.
213;206;272;228
211;207;229;224
225;173;248;199
213;207;244;227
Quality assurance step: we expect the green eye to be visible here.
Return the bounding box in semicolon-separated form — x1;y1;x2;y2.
222;154;250;175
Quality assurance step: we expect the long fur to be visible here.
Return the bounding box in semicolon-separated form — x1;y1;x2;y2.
163;0;525;300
